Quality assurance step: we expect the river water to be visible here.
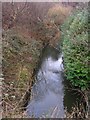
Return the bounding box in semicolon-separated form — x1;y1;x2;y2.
26;46;82;118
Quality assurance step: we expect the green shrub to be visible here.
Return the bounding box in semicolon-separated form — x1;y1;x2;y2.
61;8;89;90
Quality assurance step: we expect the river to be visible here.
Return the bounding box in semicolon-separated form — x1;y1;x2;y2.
26;45;83;118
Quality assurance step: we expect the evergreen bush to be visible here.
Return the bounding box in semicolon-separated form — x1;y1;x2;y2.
61;8;89;90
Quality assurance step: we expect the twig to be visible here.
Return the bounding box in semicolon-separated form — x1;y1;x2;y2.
12;85;31;111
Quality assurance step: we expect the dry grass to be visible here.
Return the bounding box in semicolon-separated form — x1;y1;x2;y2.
2;3;77;118
2;28;43;118
47;4;72;25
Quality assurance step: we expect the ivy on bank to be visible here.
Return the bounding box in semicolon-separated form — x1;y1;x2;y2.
61;8;89;90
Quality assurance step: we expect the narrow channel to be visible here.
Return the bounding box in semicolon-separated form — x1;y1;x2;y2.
26;45;83;118
26;46;65;118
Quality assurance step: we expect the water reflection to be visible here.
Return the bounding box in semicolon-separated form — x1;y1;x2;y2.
26;46;65;118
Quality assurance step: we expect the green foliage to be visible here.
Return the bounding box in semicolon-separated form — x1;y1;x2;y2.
61;8;89;90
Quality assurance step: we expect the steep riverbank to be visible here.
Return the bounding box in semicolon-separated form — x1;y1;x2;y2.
2;28;44;117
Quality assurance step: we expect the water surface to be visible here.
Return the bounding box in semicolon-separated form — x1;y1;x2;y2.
26;46;65;118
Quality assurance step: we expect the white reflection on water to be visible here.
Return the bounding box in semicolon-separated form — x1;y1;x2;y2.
26;54;65;118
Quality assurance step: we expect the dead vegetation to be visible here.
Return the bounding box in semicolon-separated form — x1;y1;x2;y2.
2;29;43;118
2;2;83;118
